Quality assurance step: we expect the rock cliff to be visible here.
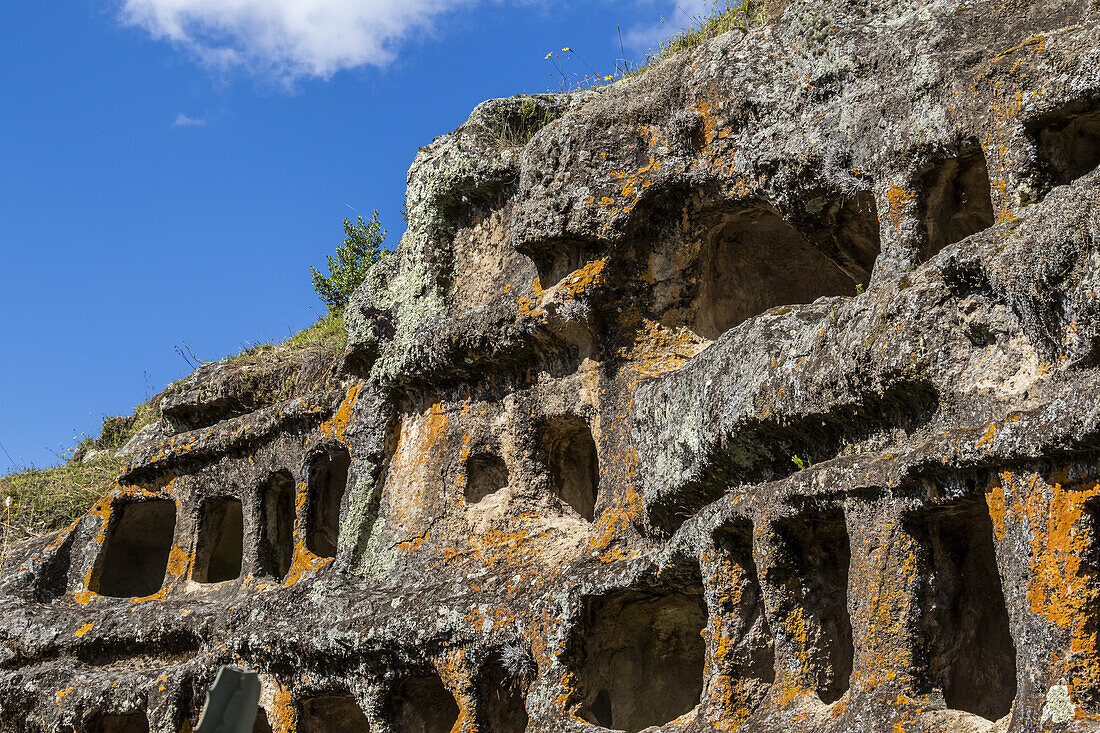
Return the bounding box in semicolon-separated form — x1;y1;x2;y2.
5;0;1100;730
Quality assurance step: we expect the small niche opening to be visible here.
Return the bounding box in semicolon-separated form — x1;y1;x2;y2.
95;499;176;598
307;446;351;558
393;673;461;733
578;589;707;732
193;497;243;583
917;149;995;262
91;713;149;733
909;500;1017;721
480;659;529;733
773;511;854;704
299;693;371;733
1033;105;1100;187
707;523;775;713
466;453;509;505
819;191;881;286
261;471;295;581
253;709;273;733
540;416;599;521
694;204;857;340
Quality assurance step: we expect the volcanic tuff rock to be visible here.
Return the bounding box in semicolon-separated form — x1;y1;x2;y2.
5;0;1100;730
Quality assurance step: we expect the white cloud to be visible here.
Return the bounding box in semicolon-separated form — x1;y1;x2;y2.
172;113;207;127
121;0;480;84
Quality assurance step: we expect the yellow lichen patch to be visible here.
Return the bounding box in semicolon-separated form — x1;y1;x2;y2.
74;622;94;637
995;470;1100;699
560;258;608;301
164;543;193;580
266;680;296;733
55;687;73;704
319;383;362;444
885;185;916;243
618;318;705;378
284;537;333;586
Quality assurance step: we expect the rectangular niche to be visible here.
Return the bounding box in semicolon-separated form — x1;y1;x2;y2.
299;693;371;733
260;471;295;581
577;587;707;732
95;499;176;598
772;510;854;704
539;415;600;521
908;499;1017;722
307;447;351;558
1031;103;1100;187
192;497;244;584
393;673;461;733
917;148;995;262
706;522;775;716
91;712;149;733
692;203;859;340
480;658;529;733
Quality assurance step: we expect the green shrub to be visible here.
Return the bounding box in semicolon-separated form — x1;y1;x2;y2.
311;213;387;313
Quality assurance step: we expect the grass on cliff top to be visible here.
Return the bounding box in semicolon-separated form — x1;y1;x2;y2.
0;401;158;560
0;314;347;560
228;310;346;367
626;0;766;77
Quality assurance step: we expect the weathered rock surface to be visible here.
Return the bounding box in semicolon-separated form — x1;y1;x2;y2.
5;0;1100;731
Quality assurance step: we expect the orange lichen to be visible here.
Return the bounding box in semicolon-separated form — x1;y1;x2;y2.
994;470;1100;700
74;623;94;637
885;185;917;243
319;383;361;444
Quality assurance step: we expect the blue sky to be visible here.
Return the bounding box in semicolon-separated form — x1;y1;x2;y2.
0;0;707;469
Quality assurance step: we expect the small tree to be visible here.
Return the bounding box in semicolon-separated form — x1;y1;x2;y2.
311;212;386;313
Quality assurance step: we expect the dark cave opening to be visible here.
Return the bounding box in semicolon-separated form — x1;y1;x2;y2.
540;416;599;521
393;672;461;733
193;497;243;583
694;204;857;340
773;511;854;704
95;499;176;598
260;471;295;581
917;149;995;262
479;660;529;733
909;500;1017;721
465;452;509;504
1033;104;1100;187
299;693;371;733
307;447;351;558
252;708;273;733
578;589;707;732
91;713;148;733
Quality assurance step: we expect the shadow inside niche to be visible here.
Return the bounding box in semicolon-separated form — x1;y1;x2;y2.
94;499;176;598
89;712;148;733
306;446;351;558
577;588;707;732
770;510;853;705
1031;103;1100;188
393;672;461;733
192;497;243;584
693;204;857;340
299;693;371;733
917;148;994;262
908;499;1016;721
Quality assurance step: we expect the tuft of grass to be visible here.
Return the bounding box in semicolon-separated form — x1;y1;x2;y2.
497;98;559;146
0;402;159;560
623;0;766;79
229;311;347;367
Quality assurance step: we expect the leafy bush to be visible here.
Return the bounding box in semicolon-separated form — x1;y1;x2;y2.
311;212;387;313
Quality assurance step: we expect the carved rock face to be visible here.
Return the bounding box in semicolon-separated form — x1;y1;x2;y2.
6;1;1100;731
